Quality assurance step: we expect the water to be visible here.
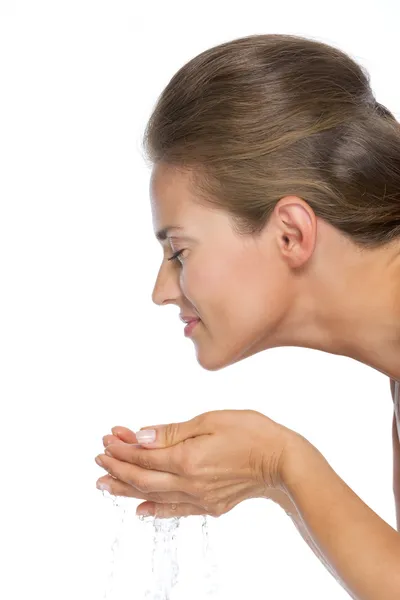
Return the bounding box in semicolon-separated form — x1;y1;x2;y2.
99;491;219;599
102;492;128;599
201;515;219;597
142;515;180;599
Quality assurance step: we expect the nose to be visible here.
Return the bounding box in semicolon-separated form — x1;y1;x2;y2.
151;264;182;306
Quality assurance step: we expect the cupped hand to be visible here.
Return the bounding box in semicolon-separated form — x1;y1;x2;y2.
95;409;300;519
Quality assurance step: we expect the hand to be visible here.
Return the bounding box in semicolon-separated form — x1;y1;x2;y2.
95;409;299;519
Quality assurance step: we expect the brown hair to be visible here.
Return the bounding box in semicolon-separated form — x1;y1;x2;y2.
142;34;400;249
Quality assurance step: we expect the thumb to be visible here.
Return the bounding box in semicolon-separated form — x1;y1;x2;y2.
135;415;208;448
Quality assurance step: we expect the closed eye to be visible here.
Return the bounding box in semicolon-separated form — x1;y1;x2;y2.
168;249;185;264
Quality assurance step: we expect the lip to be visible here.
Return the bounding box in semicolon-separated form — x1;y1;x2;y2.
179;315;200;324
184;319;200;337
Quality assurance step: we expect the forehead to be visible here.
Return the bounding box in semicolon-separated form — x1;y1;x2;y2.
149;163;236;243
150;163;213;239
149;163;191;217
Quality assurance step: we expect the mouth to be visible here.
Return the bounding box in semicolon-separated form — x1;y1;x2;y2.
183;319;201;336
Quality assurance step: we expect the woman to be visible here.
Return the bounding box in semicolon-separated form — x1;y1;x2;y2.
95;34;400;598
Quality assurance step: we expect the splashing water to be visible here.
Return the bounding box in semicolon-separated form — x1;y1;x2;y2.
142;515;180;599
100;491;220;599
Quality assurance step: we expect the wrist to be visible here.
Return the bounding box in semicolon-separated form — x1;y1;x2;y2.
280;431;316;494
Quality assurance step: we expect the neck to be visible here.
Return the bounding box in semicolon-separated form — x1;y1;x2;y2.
279;240;400;382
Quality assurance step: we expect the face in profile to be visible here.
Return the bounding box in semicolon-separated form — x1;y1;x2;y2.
150;162;294;371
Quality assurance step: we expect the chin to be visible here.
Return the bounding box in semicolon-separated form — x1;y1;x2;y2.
195;330;280;370
195;352;228;371
194;344;254;372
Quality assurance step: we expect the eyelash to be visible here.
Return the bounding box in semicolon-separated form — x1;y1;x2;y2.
168;249;185;264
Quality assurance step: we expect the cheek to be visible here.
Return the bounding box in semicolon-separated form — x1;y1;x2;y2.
218;258;287;333
180;258;235;321
182;254;287;330
184;258;261;323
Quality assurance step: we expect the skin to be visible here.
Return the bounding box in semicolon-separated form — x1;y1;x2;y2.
95;161;400;519
150;162;400;380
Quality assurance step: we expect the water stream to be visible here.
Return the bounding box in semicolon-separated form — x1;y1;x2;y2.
99;491;219;599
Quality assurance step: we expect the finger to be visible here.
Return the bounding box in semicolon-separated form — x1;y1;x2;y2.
104;441;184;477
96;475;195;504
139;501;212;519
111;426;138;444
111;425;167;444
139;424;167;431
98;453;184;494
103;435;143;448
103;434;125;447
97;475;147;498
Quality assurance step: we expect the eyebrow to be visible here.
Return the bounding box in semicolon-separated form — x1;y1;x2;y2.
155;226;184;242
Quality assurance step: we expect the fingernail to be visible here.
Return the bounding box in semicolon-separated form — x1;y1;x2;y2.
136;507;152;517
97;482;111;492
136;429;156;444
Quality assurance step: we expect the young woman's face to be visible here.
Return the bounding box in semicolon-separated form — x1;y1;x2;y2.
150;163;293;371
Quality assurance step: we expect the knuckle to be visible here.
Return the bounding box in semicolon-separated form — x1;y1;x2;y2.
164;422;180;446
138;454;153;470
248;446;263;484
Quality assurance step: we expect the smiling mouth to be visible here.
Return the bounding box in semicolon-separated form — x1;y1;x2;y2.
184;319;200;336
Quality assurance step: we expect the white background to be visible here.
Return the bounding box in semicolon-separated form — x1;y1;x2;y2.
1;2;399;599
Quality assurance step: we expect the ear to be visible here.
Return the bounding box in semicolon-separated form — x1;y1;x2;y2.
273;196;317;268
